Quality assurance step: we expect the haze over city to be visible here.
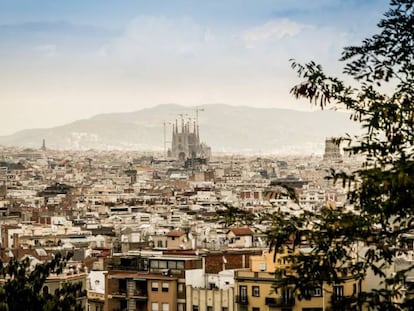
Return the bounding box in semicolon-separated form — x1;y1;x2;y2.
0;1;413;310
1;0;389;136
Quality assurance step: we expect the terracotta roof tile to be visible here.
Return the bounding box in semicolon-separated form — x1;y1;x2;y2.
166;230;186;237
230;227;254;236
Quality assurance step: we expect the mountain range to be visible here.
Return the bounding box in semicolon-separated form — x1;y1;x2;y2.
0;104;360;154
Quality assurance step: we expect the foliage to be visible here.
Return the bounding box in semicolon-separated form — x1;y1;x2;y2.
216;202;255;227
0;252;85;311
268;1;414;310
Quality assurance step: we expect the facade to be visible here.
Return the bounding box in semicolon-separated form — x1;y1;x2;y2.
165;230;192;250
227;228;254;249
170;119;211;161
88;270;106;311
43;272;88;310
323;138;342;161
234;251;363;311
105;254;202;311
106;271;179;311
186;286;235;311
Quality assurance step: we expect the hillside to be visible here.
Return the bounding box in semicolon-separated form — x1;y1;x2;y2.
0;104;360;154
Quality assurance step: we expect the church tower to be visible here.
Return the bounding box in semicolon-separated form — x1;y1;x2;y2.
41;139;47;151
169;113;210;161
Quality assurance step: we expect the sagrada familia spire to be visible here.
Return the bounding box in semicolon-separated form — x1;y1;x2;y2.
168;112;211;161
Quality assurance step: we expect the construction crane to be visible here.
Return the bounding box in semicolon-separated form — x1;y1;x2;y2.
195;108;204;137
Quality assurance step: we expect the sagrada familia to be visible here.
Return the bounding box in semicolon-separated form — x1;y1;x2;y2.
168;118;211;161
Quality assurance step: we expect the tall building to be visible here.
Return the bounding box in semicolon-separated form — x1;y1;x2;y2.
41;139;47;151
105;253;202;311
323;137;342;161
169;118;211;161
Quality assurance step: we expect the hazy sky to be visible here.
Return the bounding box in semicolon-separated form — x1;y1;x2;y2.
0;0;389;135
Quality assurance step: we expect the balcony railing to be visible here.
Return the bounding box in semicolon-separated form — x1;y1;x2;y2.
111;290;127;299
235;295;249;305
331;294;358;307
265;297;295;307
130;289;148;301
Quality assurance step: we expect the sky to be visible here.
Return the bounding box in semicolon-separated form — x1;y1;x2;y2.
0;0;390;136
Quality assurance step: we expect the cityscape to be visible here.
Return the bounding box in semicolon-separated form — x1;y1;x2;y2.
0;0;413;311
0;125;371;311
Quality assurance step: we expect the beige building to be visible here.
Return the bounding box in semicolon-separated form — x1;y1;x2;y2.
227;228;254;248
165;230;192;250
43;271;88;310
235;250;363;311
186;286;235;311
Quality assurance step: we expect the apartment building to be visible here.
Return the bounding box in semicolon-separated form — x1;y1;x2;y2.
105;253;202;311
235;250;363;311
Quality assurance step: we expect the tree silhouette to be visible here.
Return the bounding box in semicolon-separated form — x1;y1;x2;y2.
0;253;85;311
269;1;414;310
216;203;255;227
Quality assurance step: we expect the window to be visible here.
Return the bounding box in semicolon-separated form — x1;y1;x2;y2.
334;285;344;297
333;285;344;302
162;303;169;311
253;308;260;311
168;261;177;269
162;282;169;292
222;308;228;311
282;287;293;303
178;283;184;293
152;281;159;292
42;286;49;295
177;304;185;311
314;287;322;297
207;307;213;311
157;240;163;247
151;302;159;311
118;279;126;293
177;261;184;269
239;285;247;297
208;283;217;290
239;285;248;304
192;306;199;311
252;286;260;297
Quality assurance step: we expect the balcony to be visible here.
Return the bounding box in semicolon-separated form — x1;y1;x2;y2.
235;295;249;305
130;289;148;301
331;294;358;308
110;290;127;299
265;297;295;307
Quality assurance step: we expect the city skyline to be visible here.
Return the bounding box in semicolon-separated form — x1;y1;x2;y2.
0;0;389;135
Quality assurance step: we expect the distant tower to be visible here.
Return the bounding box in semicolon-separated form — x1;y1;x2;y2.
41;139;47;151
169;109;211;161
86;158;92;171
323;137;342;161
